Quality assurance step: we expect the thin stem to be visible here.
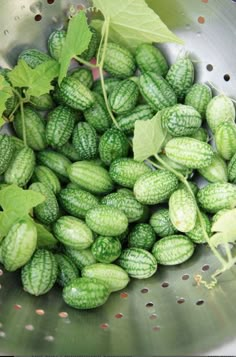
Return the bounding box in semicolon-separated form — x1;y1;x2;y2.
74;55;99;68
96;19;106;66
20;101;27;146
147;158;163;170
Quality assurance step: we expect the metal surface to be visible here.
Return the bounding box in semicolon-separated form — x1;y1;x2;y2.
1;0;236;355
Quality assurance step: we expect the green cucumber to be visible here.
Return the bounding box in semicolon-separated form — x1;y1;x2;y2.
93;77;121;95
70;68;93;89
30;93;54;111
72;122;98;161
128;223;156;250
18;49;51;68
109;79;139;114
206;95;235;133
64;247;96;270
37;150;71;181
55;253;79;287
80;26;99;61
158;153;190;175
56;142;81;162
48;29;66;61
198;153;228;183
186;212;211;244
117;248;157;279
215;122;236;161
84;92;112;133
178;181;199;196
149;208;178;237
91;236;122;263
31;165;61;194
152;235;195;265
185;83;212;118
0;134;14;175
135;43;168;76
228;153;236;183
190;127;209;142
116;104;155;134
197;183;236;213
21;249;58;296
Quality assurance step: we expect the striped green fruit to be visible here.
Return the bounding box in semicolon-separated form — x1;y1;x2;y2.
139;72;177;111
169;189;197;232
186;212;211;244
63;277;110;309
98;128;129;166
101;42;136;78
185;83;212;118
31;165;61;194
109;158;151;188
101;192;144;223
0;134;14;175
10;136;25;152
2;219;37;271
152;235;195;265
206;95;235;133
55;253;79;287
30;93;55;111
178;181;199;196
228;152;236;183
149;208;178;237
135;43;168;76
134;170;179;205
37;150;71;181
84;92;112;133
165;137;214;169
197;183;236;213
58;76;95;111
116;104;155;134
18;49;51;68
80;26;100;61
117;248;157;279
29;182;60;225
198;153;228;183
190;127;209;142
4;147;35;187
91;236;122;263
109;79;139;114
82;263;129;292
70;68;93;89
64;247;96;270
21;249;58;296
93;77;121;95
166;56;194;101
128;223;156;251
72;122;98;161
215;122;236;161
58;188;99;219
46;105;76;147
14;107;47;151
53;216;94;250
56;142;81;162
162;104;202;137
48;29;66;60
68;161;114;195
158;153;190;176
86;206;128;236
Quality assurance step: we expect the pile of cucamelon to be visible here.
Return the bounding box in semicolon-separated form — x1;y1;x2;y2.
0;3;236;310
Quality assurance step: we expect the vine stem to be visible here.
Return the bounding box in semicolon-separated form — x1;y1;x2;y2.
19;100;27;146
153;153;227;268
74;55;99;68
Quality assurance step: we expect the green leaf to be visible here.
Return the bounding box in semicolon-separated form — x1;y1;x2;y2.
211;209;236;247
0;74;13;122
35;223;58;249
0;185;45;238
133;112;167;162
8;59;59;97
91;0;183;53
58;11;92;84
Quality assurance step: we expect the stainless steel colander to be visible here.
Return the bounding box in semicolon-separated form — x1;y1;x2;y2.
1;0;236;355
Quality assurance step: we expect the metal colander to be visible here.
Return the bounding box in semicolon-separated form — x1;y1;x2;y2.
1;0;236;355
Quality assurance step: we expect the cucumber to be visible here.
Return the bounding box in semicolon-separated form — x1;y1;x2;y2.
98;128;129;166
139;72;177;111
228;152;236;183
53;216;94;250
109;158;151;188
116;104;155;134
86;206;128;236
149;208;178;237
70;68;93;89
0;134;14;175
215;122;236;161
84;92;112;133
101;192;144;223
31;165;61;194
135;43;168;76
58;188;99;219
178;181;199;196
21;249;58;296
10;136;25;152
63;277;110;309
109;79;139;114
55;253;79;287
197;183;236;213
2;219;37;271
117;248;157;279
64;247;96;270
30;93;54;111
185;83;212;118
48;29;66;61
158;153;190;176
56;142;81;162
80;26;99;61
18;49;51;68
82;263;129;292
134;170;179;205
186;212;211;244
152;235;195;265
166;56;194;101
206;95;235;133
101;42;136;78
93;77;121;95
68;161;114;195
37;150;71;181
91;236;122;263
14;107;47;151
165;137;214;169
46;105;76;147
198;153;228;183
4;147;35;187
128;223;156;250
58;76;95;111
162;104;202;137
190;127;209;142
72;122;98;161
29;182;60;225
169;189;197;232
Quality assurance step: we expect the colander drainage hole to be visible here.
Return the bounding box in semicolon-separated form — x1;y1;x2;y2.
182;274;190;280
224;74;230;81
47;0;55;4
177;298;185;304
206;64;213;72
146;302;154;308
202;264;210;271
14;304;22;310
196;299;204;306
34;14;42;21
120;292;128;299
161;282;169;288
115;313;123;319
58;312;68;318
141;288;149;293
44;335;54;342
25;324;34;331
149;314;157;320
35;309;45;315
100;323;109;330
153;326;160;332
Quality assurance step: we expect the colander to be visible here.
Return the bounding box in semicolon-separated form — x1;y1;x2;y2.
1;0;236;355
